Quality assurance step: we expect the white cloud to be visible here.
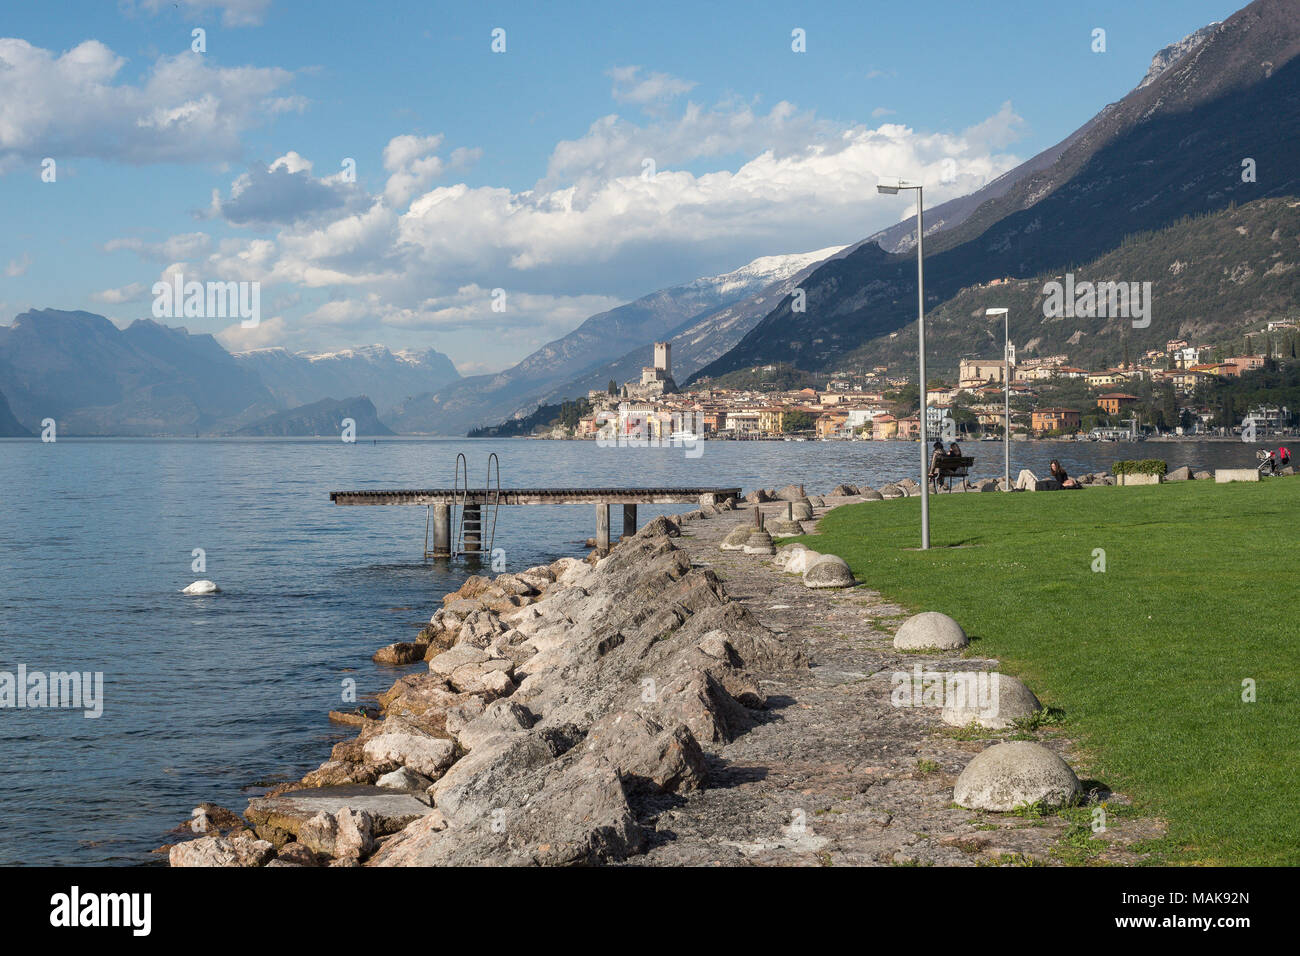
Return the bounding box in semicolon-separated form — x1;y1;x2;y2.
91;282;149;304
106;94;1024;367
105;232;214;262
5;253;31;277
0;39;295;170
608;66;696;106
216;314;288;350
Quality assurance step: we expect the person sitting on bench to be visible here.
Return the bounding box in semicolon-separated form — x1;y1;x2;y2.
928;440;945;487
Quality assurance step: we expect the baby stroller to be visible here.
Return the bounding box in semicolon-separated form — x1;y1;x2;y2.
1257;447;1291;476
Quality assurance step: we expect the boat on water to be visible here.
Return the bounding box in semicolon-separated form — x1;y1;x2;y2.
667;430;700;443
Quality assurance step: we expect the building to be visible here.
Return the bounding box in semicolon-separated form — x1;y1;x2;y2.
1031;407;1081;434
1096;393;1138;415
815;410;849;439
959;358;1009;388
871;414;898;441
897;415;921;440
625;341;678;400
1086;371;1124;388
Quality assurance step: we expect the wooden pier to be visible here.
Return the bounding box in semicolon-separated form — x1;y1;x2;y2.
329;486;741;556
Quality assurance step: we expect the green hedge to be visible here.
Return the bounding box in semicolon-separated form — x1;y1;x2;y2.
1112;459;1168;476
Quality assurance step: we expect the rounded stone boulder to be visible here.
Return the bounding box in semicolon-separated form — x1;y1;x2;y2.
772;543;806;570
879;483;904;499
802;554;855;589
894;611;968;650
785;549;820;574
766;518;804;537
953;742;1081;811
808;495;825;507
791;501;814;520
860;488;884;501
720;525;752;551
941;674;1042;730
742;529;776;555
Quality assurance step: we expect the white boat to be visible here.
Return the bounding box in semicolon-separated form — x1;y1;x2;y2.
667;430;700;443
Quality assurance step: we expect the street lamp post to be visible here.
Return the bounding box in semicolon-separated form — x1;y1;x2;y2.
879;179;928;548
986;308;1010;490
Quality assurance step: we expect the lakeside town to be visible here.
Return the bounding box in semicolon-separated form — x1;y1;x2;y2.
528;329;1299;444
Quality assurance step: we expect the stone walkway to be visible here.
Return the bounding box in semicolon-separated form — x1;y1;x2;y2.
624;496;1165;866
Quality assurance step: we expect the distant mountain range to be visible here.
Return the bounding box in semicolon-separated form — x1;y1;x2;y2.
694;0;1300;381
0;309;458;436
233;344;459;418
386;248;844;434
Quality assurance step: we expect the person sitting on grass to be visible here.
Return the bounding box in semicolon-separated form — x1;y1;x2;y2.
1049;459;1080;488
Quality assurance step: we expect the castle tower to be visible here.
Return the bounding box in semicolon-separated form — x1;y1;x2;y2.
654;342;671;377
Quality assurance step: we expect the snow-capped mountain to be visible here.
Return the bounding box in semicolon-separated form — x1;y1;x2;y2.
234;344;459;417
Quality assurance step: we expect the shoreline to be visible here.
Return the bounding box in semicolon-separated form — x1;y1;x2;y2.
164;468;1193;867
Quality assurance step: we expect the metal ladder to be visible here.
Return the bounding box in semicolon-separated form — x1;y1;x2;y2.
451;453;501;557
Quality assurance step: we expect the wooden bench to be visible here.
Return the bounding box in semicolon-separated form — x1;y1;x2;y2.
931;455;974;490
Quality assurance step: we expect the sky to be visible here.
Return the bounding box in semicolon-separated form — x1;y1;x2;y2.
0;0;1239;374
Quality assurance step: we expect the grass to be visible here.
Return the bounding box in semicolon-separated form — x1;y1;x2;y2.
793;479;1300;866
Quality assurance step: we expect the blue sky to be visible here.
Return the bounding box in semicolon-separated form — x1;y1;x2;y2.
0;0;1238;372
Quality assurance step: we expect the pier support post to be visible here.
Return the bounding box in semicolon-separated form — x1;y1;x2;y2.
464;503;482;553
785;501;793;520
596;503;610;555
622;504;637;540
432;503;451;557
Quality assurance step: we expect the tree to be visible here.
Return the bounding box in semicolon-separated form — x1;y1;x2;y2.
783;410;815;432
607;379;618;395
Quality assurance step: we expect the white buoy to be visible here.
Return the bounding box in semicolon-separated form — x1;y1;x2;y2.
181;580;220;595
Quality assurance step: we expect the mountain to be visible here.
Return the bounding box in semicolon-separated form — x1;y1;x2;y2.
531;246;848;407
845;197;1300;377
233;396;395;437
0;309;277;435
0;389;32;437
387;248;843;434
695;0;1300;380
234;344;459;418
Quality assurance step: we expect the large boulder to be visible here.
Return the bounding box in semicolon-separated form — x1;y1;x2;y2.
831;484;858;497
297;808;375;861
860;488;884;501
894;611;969;650
941;674;1042;730
791;501;814;520
1193;470;1213;481
362;729;457;779
772;543;807;570
802;554;856;589
766;518;804;537
720;524;753;551
373;641;427;665
169;834;274;867
245;785;433;847
879;483;904;499
775;484;806;501
1166;465;1193;481
784;549;820;574
953;742;1081;811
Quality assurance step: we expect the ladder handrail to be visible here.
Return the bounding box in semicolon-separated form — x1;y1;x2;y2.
485;452;501;555
452;452;468;556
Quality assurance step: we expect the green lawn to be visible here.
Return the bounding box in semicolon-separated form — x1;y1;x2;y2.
796;479;1299;865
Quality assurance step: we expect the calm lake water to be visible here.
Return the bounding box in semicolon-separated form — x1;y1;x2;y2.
0;436;1265;865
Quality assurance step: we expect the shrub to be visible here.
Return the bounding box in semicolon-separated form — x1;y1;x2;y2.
1112;459;1168;476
